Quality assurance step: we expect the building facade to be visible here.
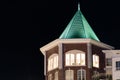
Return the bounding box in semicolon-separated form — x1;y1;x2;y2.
112;54;120;80
103;50;120;80
40;4;117;80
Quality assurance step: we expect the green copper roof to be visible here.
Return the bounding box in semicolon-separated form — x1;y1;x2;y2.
59;5;100;41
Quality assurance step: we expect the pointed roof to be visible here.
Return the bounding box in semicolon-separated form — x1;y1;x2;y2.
59;4;100;41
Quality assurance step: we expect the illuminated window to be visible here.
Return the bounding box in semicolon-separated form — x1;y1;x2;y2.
48;74;52;80
80;54;85;65
76;53;85;65
66;54;75;65
65;69;74;80
48;54;58;71
65;50;85;66
54;71;58;80
77;69;86;80
93;55;99;68
116;61;120;70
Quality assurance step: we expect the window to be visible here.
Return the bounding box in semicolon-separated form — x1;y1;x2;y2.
92;71;99;80
54;71;58;80
48;54;58;71
48;74;52;80
65;50;85;66
65;69;74;80
93;55;99;68
106;58;112;66
116;61;120;70
66;54;75;65
77;69;86;80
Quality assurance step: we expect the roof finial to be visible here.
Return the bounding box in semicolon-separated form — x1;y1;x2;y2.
78;3;80;10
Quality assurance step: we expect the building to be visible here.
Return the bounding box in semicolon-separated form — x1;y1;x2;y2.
103;50;120;80
40;4;115;80
112;54;120;80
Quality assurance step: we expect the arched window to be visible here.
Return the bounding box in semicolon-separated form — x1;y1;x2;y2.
77;69;86;80
65;69;74;80
48;54;58;71
54;71;58;80
65;50;85;66
93;55;99;68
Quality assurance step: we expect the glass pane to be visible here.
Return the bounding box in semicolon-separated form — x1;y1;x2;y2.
48;74;52;80
77;70;81;80
66;54;70;65
48;59;50;71
65;70;68;80
71;70;74;80
66;70;74;80
51;58;53;69
54;72;58;80
54;57;56;68
77;69;86;80
76;54;80;65
50;59;52;70
71;54;75;65
116;61;120;70
56;56;58;67
106;58;112;66
96;56;99;67
93;55;99;68
54;56;58;68
81;54;85;65
48;54;58;71
93;55;96;67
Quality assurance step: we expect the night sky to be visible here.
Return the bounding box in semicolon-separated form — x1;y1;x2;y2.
1;0;120;80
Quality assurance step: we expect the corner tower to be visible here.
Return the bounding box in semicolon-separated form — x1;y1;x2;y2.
40;3;114;80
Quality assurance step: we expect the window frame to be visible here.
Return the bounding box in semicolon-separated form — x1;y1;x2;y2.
48;54;58;71
77;69;86;80
65;50;86;66
54;71;58;80
116;61;120;70
48;74;52;80
93;54;99;68
106;58;112;66
65;69;74;80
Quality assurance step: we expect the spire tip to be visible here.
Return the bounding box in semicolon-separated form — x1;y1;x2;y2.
78;3;80;10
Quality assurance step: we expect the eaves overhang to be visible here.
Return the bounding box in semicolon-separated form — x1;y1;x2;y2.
40;39;114;55
102;50;120;54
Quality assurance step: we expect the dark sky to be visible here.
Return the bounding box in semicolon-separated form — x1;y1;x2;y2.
1;0;120;80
